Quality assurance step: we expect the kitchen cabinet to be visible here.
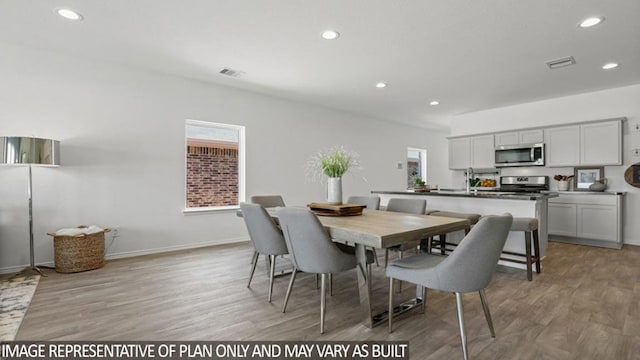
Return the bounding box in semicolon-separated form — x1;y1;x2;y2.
449;118;623;170
470;135;495;168
548;193;623;248
448;135;494;169
548;203;577;236
546;119;622;167
495;129;544;146
448;137;470;170
581;120;622;165
545;125;580;167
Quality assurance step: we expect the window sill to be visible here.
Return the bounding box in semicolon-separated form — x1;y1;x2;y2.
183;206;240;215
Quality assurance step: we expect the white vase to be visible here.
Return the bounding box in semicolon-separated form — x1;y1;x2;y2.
557;180;570;191
327;177;343;205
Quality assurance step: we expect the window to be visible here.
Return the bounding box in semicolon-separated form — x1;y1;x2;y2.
185;120;245;211
407;148;427;188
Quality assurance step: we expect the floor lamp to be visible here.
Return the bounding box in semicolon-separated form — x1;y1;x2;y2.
1;136;60;276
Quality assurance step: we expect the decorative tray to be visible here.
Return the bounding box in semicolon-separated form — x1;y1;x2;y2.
307;203;365;217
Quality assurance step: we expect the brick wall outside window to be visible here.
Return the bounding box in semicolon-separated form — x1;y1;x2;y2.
186;144;238;207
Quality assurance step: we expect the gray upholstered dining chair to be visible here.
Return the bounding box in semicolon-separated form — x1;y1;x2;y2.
277;207;373;334
384;198;427;267
240;202;290;302
250;195;286;208
386;213;513;360
347;195;381;210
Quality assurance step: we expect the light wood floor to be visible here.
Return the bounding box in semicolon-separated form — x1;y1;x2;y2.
17;241;640;359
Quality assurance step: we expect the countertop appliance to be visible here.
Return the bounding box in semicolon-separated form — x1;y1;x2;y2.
495;143;544;167
499;176;549;193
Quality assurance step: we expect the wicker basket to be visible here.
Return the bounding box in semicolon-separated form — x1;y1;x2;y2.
47;226;110;273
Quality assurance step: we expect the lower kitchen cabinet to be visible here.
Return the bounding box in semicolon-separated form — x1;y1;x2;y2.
548;203;577;236
577;204;618;241
548;193;624;248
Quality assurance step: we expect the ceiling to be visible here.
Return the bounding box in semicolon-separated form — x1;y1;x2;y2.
1;0;639;129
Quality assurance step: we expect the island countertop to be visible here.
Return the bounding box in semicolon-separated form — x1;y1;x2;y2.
371;190;559;201
371;189;555;262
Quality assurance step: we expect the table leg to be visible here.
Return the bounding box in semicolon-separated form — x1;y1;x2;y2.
356;244;424;328
355;243;374;328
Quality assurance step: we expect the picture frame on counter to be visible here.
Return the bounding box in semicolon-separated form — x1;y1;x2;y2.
574;166;604;191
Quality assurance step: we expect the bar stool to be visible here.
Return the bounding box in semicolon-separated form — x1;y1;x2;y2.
502;217;541;281
426;211;480;255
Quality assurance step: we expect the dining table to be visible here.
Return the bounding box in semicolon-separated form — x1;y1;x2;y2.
241;207;471;328
313;209;470;328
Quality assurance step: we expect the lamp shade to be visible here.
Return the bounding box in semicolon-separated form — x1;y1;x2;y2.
0;136;60;166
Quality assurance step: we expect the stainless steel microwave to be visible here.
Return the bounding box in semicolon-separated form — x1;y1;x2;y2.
494;143;544;167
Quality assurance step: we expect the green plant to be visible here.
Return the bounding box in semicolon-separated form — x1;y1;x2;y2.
413;176;426;186
306;146;360;181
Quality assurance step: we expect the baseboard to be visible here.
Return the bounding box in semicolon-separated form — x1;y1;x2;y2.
623;239;640;246
0;262;55;275
104;237;249;260
0;237;250;274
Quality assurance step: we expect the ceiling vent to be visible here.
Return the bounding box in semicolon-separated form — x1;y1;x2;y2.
546;56;576;70
218;68;244;78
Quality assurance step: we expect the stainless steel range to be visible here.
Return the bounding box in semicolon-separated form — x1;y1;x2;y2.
499;176;549;193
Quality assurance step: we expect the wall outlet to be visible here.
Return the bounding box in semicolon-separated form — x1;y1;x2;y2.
396;162;403;169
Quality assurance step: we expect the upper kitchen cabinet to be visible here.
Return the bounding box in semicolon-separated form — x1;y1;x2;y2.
580;120;622;165
448;137;470;170
471;135;496;168
495;129;544;146
546;119;622;167
448;135;495;169
545;125;580;167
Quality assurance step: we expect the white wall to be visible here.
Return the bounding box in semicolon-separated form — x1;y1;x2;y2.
449;84;640;245
0;42;450;272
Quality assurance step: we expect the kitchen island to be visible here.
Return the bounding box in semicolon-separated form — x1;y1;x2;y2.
371;190;559;268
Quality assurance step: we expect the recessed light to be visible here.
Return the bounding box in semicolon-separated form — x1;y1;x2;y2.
429;100;440;106
375;82;387;88
579;17;604;28
56;8;83;21
321;30;340;40
602;62;619;70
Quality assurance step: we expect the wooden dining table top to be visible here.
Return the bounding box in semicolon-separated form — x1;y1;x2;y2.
258;208;470;249
315;209;470;248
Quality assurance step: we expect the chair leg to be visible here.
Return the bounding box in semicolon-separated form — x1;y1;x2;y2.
268;254;276;302
397;252;403;293
525;231;533;281
316;274;319;289
329;273;333;296
479;289;496;337
440;234;447;255
533;229;541;274
367;264;372;293
370;247;379;266
282;267;297;313
420;287;427;314
427;237;432;254
247;251;259;288
388;277;394;333
320;273;327;334
384;249;389;268
455;292;469;360
396;251;404;294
